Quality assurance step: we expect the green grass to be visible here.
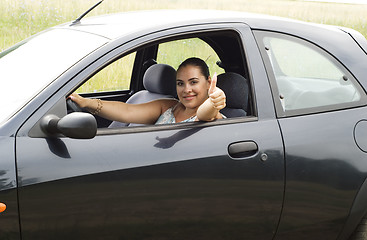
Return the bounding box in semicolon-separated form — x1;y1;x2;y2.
1;0;367;52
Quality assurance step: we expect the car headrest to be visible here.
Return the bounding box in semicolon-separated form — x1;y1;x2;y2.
143;64;177;96
217;72;249;113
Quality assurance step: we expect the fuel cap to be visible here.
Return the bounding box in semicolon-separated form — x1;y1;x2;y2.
354;120;367;153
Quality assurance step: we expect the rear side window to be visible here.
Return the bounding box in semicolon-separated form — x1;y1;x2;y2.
256;31;365;117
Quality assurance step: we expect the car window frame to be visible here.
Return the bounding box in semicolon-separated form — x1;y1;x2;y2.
23;23;258;139
254;30;367;118
89;25;255;135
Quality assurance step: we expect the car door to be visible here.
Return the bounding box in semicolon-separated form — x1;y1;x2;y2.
255;31;367;240
15;24;285;239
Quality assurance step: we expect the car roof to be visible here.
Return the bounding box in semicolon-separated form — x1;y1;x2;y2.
55;9;339;40
52;9;366;87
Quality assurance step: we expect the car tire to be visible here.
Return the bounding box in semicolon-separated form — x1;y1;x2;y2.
349;215;367;240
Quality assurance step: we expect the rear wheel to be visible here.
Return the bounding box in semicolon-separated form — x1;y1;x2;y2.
349;215;367;240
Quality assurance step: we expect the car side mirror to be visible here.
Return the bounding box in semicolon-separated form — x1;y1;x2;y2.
40;112;97;139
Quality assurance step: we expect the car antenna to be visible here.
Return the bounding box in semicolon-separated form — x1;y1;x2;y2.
70;0;104;26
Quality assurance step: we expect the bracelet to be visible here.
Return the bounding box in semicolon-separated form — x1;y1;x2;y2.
91;99;103;115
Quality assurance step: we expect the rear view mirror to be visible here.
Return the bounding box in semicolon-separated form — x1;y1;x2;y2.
41;112;97;139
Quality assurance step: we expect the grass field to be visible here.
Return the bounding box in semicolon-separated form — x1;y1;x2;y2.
1;0;367;52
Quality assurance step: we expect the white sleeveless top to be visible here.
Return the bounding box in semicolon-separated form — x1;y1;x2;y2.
155;105;197;125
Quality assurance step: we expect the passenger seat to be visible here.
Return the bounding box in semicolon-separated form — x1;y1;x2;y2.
108;63;177;128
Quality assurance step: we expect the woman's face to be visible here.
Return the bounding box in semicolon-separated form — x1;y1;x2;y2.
176;65;210;110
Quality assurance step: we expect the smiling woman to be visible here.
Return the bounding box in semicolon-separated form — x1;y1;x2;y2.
70;57;226;125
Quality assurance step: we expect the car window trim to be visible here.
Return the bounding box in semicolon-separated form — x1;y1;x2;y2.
254;30;367;118
88;25;255;134
97;116;258;136
25;23;255;139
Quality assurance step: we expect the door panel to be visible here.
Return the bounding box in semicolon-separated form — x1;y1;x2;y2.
0;137;20;239
16;119;284;239
276;108;367;240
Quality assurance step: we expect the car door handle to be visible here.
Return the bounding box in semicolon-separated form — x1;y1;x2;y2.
228;141;258;158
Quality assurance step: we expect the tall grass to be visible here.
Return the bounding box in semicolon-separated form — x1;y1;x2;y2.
1;0;367;52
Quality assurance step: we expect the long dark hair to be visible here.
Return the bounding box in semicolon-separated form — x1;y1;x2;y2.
177;57;210;80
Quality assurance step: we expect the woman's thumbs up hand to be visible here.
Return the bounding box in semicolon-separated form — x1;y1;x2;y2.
208;73;226;110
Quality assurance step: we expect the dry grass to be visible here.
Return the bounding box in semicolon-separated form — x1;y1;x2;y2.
1;0;366;52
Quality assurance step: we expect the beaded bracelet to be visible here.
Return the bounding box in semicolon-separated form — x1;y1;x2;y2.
91;99;103;115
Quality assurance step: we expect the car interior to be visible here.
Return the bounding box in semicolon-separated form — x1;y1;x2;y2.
70;30;252;128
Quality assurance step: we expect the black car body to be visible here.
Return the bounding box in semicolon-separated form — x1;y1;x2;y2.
1;9;367;240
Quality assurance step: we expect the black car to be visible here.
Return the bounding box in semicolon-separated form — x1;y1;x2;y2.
1;7;367;240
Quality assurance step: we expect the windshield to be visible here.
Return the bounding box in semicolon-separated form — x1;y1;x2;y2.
0;28;108;124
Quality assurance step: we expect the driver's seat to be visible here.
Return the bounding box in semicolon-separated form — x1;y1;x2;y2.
108;63;177;128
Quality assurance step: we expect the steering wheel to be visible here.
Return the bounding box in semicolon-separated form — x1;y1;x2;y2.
66;98;84;112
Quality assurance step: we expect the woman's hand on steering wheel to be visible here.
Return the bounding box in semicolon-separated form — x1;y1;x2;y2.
67;93;86;112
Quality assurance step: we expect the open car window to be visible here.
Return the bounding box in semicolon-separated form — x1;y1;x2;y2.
76;52;136;94
72;29;251;130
